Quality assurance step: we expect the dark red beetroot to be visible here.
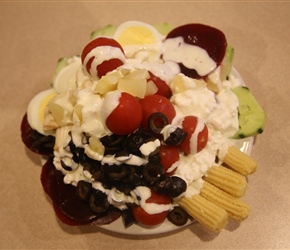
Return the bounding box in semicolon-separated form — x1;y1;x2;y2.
41;158;122;226
21;114;55;156
21;114;122;226
165;23;227;79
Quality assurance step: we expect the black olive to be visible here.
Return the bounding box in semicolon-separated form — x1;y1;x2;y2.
168;176;187;198
100;134;126;155
76;180;92;201
114;150;131;160
153;175;173;194
143;162;165;182
122;166;143;187
100;134;126;147
31;134;55;153
122;208;136;228
89;190;110;214
148;112;169;134
148;152;161;163
167;206;189;226
164;127;188;146
105;164;128;181
125;132;145;156
60;156;77;171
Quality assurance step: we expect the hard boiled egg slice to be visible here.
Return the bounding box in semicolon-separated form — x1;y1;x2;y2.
27;89;57;135
53;56;81;93
113;21;163;59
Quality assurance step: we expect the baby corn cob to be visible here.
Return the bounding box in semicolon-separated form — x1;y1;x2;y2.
204;165;247;197
178;195;228;232
200;181;250;222
222;145;257;176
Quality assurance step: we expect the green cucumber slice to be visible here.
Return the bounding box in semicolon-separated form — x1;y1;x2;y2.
220;44;234;81
90;24;117;40
232;86;266;139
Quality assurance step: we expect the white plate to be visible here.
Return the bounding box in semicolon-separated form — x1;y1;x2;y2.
97;68;255;235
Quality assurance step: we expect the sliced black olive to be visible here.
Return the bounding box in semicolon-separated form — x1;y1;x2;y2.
143;162;165;182
125;132;145;156
60;156;77;171
100;134;126;147
89;190;110;214
164;127;187;146
168;176;187;198
167;206;189;226
148;152;161;163
76;180;92;201
122;166;143;187
122;208;136;228
148;112;169;134
115;150;131;160
100;134;126;155
105;164;128;181
31;134;55;152
153;174;173;194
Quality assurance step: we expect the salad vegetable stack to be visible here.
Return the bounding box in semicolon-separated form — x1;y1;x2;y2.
21;21;266;232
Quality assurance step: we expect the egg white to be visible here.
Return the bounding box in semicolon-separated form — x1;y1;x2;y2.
27;89;57;135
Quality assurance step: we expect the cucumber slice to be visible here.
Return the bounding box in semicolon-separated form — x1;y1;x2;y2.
232;86;266;139
153;23;173;36
90;24;117;40
220;44;234;81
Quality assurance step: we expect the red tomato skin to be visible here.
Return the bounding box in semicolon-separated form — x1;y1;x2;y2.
81;37;124;63
159;145;180;175
148;72;172;99
179;116;208;154
81;37;125;78
96;58;124;78
132;191;171;226
139;94;176;129
106;92;142;135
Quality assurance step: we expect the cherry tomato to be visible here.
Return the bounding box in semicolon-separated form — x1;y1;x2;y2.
178;116;208;154
81;37;125;78
159;145;180;175
105;91;142;135
148;72;172;99
139;94;176;129
132;190;171;226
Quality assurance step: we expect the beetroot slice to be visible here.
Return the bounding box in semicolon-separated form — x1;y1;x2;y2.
20;114;55;156
41;157;122;226
165;23;227;79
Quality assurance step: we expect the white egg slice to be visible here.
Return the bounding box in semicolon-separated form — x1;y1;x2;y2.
27;89;57;135
53;56;81;93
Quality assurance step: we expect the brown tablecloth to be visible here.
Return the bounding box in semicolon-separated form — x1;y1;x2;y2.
1;2;289;249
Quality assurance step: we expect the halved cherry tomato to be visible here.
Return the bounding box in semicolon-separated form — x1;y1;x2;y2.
159;145;180;175
132;190;171;226
148;72;172;99
81;37;125;78
139;94;176;129
178;116;208;154
105;92;142;135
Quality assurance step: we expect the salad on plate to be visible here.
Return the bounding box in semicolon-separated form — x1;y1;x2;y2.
21;21;266;234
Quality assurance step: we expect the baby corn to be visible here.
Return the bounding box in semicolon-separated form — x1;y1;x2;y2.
204;165;247;197
200;181;250;222
222;145;257;176
178;195;228;232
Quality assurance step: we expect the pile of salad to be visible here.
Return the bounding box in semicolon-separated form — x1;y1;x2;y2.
21;21;265;230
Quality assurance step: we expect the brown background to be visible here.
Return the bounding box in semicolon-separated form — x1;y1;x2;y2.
1;1;289;249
